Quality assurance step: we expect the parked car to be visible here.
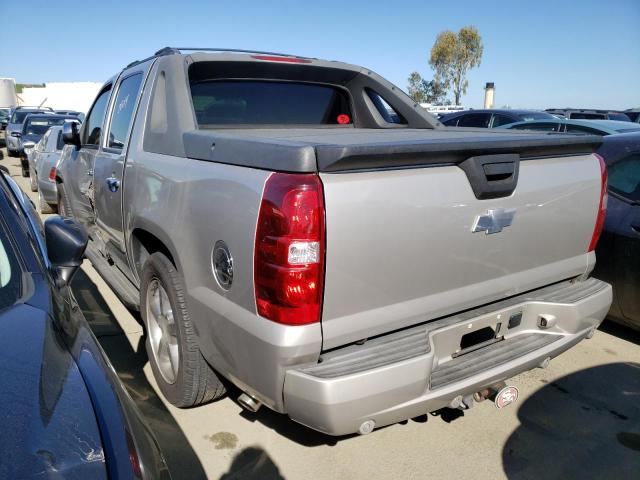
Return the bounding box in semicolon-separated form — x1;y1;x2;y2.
497;119;640;135
57;47;611;436
545;108;631;121
0;108;10;145
28;123;79;213
0;169;170;479
592;132;640;331
18;113;78;177
439;109;556;128
5;106;54;156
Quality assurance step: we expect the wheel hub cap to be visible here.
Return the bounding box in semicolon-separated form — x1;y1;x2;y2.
146;279;179;384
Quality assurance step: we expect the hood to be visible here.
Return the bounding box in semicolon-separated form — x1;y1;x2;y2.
0;303;107;479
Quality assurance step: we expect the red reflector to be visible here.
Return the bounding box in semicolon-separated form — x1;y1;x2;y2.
125;429;142;478
588;153;608;252
49;167;56;181
251;55;312;64
337;114;351;124
254;173;325;325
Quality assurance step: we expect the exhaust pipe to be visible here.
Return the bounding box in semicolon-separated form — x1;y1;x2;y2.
238;392;262;413
473;381;507;403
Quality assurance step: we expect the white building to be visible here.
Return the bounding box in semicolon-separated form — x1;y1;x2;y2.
18;82;103;113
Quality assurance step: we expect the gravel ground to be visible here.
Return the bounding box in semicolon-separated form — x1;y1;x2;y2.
2;144;639;480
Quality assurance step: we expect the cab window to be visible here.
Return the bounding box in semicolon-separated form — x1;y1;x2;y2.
106;73;144;150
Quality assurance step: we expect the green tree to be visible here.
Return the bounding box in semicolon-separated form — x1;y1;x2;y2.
407;72;448;104
429;26;483;105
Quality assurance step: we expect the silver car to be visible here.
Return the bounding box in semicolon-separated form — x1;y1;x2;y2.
28;125;70;213
5;107;54;156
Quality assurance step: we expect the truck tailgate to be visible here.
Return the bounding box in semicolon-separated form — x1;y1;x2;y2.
320;153;602;349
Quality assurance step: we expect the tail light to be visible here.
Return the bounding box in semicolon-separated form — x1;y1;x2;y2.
125;429;142;478
254;173;325;325
588;153;608;252
48;167;56;181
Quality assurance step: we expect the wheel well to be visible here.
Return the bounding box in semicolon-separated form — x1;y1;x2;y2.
130;228;176;277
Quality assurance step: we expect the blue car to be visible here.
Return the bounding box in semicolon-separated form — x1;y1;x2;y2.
593;132;640;330
0;168;170;479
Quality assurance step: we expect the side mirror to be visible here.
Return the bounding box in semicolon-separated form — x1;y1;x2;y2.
23;141;35;150
62;121;81;149
44;216;88;285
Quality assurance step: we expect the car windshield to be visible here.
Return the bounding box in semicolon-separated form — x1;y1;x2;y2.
23;117;68;135
518;112;555;121
10;111;45;124
190;80;353;126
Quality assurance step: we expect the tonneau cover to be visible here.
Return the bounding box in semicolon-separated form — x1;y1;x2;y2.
183;127;602;173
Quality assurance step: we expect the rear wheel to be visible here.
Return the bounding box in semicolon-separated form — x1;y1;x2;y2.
140;252;225;407
38;190;55;214
57;183;69;216
30;171;38;192
21;161;29;177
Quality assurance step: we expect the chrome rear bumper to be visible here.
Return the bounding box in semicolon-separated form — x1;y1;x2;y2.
283;278;612;436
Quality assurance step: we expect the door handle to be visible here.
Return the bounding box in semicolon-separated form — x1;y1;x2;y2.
106;176;120;193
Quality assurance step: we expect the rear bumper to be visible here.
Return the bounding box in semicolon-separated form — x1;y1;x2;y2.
283;278;612;436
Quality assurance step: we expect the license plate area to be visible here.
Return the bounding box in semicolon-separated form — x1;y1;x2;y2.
453;324;503;358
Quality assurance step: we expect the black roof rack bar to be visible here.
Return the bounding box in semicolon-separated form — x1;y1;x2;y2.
155;47;309;59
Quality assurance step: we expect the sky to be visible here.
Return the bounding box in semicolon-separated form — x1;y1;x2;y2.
1;0;639;109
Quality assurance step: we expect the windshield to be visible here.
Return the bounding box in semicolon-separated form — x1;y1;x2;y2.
23;117;69;136
10;110;46;124
190;80;353;126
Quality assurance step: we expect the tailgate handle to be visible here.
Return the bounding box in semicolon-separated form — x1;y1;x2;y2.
459;153;520;200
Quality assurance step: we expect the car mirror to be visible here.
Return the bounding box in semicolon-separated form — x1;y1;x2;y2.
44;216;88;286
23;141;35;149
62;121;81;149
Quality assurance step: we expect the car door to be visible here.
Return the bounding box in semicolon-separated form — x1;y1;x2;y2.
63;85;113;230
92;69;146;273
607;153;640;324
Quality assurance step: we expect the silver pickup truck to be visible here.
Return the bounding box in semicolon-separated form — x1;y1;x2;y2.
56;47;612;436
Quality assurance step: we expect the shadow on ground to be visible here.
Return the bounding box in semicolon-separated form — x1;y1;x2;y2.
502;362;640;479
599;319;640;345
71;268;208;480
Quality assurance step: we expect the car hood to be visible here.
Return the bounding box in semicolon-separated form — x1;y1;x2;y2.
0;303;107;479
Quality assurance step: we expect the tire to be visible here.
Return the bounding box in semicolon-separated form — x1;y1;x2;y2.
21;164;29;178
30;171;38;192
38;190;55;214
140;252;225;407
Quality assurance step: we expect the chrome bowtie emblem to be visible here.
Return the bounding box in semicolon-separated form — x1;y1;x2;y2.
472;208;516;234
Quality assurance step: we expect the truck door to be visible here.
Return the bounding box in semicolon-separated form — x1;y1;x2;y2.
63;85;112;230
92;71;145;272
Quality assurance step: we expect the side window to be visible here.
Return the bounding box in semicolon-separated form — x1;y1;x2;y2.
0;220;22;311
566;125;601;135
442;116;459;126
82;86;112;146
40;129;50;151
492;114;516;127
106;73;143;150
608;154;640;202
457;113;491;128
512;123;561;132
366;90;406;125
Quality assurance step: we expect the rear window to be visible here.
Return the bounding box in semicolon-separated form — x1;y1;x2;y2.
517;112;555;121
190;81;352;126
608;113;631;121
23;117;68;136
